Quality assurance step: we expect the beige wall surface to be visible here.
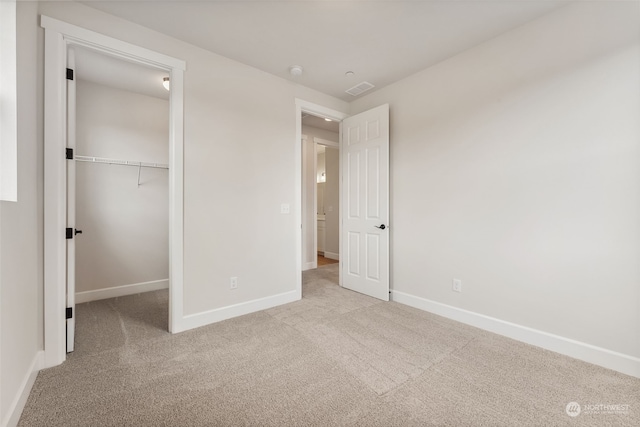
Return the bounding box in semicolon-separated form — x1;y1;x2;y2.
350;2;640;358
1;1;41;422
75;80;169;293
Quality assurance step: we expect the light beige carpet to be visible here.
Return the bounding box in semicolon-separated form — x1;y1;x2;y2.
19;264;640;426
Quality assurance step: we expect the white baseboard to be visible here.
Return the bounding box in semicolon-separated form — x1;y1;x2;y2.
303;261;317;271
75;279;169;304
3;350;44;427
324;251;339;260
391;290;640;379
179;290;299;332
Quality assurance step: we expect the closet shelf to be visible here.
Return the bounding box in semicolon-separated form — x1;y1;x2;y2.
75;155;169;170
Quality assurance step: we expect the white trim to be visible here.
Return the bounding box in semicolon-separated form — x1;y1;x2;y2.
40;16;185;70
42;15;185;366
75;279;169;304
180;291;299;331
3;351;44;427
0;0;18;202
296;99;347;296
168;68;185;333
392;290;640;379
303;261;318;271
313;137;339;148
43;25;67;369
313;142;318;260
324;251;339;260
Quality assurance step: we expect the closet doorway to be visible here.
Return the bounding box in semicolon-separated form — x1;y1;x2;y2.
69;46;171;352
301;113;340;272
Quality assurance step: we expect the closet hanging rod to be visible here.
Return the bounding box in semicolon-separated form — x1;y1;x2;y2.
75;155;169;170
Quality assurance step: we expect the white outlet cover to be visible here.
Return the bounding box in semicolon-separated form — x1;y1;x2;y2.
452;279;462;292
281;203;290;214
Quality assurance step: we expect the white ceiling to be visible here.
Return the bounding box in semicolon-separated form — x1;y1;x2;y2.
80;1;566;101
74;45;170;100
302;114;340;133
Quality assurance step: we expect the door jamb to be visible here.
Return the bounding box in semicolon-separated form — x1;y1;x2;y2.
42;15;186;368
295;99;347;298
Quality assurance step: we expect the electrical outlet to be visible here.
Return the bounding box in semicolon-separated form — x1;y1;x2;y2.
230;277;238;290
281;203;290;214
452;279;462;293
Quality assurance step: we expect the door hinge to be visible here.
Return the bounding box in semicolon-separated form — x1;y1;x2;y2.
66;227;73;239
66;307;73;319
66;68;74;81
66;148;73;160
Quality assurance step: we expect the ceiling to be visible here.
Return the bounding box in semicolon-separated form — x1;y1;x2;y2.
302;114;340;133
80;1;566;101
74;45;170;100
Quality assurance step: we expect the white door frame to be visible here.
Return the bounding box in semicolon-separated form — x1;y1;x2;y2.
295;99;348;296
42;16;186;368
301;133;317;271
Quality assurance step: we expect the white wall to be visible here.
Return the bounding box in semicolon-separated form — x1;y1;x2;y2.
1;2;42;425
36;1;348;319
324;146;339;258
350;1;640;369
75;80;169;297
316;151;325;189
301;135;315;270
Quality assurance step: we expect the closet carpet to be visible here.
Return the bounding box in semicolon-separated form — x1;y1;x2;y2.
19;265;640;426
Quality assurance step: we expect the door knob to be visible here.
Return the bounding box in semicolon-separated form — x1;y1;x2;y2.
374;224;386;230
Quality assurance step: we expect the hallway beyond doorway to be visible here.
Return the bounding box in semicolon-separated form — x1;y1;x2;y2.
317;254;338;267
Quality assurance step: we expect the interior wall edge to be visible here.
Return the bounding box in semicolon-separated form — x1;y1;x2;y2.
2;351;43;427
178;290;298;333
75;279;169;304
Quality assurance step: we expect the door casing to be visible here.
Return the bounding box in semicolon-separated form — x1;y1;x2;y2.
42;15;186;368
295;99;348;296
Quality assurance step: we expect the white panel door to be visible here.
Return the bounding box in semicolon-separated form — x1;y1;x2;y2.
66;48;77;353
341;104;389;301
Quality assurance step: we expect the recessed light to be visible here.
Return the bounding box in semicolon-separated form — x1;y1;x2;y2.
345;71;355;77
324;118;332;122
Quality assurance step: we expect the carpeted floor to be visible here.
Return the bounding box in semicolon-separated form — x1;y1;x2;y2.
19;264;640;426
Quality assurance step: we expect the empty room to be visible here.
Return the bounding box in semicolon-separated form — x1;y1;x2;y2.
1;1;639;426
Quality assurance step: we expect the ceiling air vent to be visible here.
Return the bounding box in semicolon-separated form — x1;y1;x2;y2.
345;81;375;97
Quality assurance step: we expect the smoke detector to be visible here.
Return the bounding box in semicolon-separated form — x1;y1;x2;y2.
289;65;303;77
345;81;375;97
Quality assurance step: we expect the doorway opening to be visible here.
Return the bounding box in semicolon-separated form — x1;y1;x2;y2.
69;45;171;353
295;99;391;303
301;113;340;273
42;15;185;368
295;100;347;299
